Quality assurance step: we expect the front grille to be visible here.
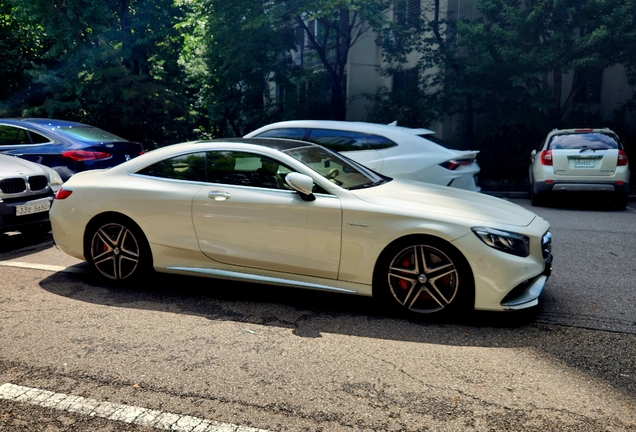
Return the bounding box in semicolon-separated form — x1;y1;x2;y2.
0;178;27;194
29;175;48;191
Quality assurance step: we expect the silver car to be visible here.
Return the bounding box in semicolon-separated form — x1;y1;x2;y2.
0;154;63;234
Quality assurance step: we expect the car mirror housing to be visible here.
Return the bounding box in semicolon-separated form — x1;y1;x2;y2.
530;149;537;159
285;172;315;201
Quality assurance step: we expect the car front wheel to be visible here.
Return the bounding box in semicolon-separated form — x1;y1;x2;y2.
375;237;474;316
86;216;151;281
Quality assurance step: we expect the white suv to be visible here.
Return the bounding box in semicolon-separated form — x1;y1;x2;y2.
529;128;630;208
245;120;481;191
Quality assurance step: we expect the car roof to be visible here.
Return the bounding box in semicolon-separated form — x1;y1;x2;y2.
548;127;617;136
248;120;435;137
0;118;92;128
205;137;316;151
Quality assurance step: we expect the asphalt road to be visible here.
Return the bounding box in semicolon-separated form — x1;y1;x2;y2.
0;198;635;431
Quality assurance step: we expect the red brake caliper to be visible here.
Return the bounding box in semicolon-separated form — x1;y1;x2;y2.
398;255;411;290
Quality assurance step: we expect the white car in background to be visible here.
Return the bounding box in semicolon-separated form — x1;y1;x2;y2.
529;128;630;208
51;138;552;317
245;120;481;191
0;154;63;235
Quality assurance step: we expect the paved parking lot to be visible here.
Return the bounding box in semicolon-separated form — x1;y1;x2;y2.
0;198;634;431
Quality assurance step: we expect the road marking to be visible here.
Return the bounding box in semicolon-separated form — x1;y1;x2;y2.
0;383;270;432
0;261;88;273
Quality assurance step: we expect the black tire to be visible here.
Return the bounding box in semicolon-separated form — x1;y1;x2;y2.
373;236;474;317
530;188;546;207
85;215;152;282
612;193;628;210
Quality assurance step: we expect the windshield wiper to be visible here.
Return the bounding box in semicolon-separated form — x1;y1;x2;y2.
580;147;609;153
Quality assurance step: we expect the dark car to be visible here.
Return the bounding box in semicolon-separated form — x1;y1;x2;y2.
0;118;145;181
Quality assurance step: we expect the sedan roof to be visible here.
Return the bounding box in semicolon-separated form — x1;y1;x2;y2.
0;118;90;128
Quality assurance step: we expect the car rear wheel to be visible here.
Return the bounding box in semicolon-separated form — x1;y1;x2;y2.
374;237;474;316
86;216;151;281
613;193;628;210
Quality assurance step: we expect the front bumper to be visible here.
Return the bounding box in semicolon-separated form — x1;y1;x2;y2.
0;193;53;233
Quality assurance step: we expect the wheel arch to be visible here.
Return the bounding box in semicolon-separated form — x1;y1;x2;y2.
83;211;151;266
371;233;476;311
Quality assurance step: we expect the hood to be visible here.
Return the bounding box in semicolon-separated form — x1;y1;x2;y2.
0;154;48;178
353;179;536;227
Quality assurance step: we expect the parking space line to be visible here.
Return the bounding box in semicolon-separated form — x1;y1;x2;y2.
0;261;88;273
0;383;270;432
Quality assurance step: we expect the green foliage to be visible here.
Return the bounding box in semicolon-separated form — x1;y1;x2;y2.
3;0;195;148
199;0;296;137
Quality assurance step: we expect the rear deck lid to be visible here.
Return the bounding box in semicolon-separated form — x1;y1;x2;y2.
549;131;620;177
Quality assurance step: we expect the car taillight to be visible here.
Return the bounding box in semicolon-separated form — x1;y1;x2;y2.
540;150;553;166
440;159;474;170
618;149;628;166
55;189;73;200
61;150;111;161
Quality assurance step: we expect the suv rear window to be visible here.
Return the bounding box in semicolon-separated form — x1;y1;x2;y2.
548;132;620;150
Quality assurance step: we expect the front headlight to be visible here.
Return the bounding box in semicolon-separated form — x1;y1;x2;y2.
472;227;530;257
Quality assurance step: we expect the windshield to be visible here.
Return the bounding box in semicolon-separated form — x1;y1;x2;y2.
57;126;127;143
282;145;386;190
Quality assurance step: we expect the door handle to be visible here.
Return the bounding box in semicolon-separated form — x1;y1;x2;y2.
208;191;231;201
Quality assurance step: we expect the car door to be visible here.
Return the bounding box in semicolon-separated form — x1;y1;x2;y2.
191;150;343;279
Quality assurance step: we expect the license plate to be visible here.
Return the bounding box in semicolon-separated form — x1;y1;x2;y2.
15;199;52;216
574;159;595;168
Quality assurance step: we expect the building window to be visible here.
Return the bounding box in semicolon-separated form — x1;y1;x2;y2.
394;0;421;28
393;68;419;93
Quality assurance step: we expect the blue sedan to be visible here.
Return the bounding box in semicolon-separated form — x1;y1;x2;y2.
0;118;145;181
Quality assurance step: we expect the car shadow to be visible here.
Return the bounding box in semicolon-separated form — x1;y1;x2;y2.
534;194;629;211
0;230;53;256
38;269;635;397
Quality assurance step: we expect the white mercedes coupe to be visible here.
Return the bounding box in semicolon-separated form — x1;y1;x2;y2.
50;138;553;316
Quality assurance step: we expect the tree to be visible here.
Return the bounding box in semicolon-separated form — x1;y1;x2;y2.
378;0;636;184
0;2;46;112
275;0;390;120
6;0;193;147
198;0;296;137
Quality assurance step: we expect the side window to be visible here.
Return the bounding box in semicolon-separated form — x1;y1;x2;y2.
365;134;397;150
137;152;206;182
207;151;294;190
254;128;306;140
308;129;369;151
0;126;30;145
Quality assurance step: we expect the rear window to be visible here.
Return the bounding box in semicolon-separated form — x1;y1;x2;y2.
308;129;396;151
255;128;306;140
548;132;620;150
57;126;127;143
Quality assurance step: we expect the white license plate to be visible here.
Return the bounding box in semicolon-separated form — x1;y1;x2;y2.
15;199;52;216
574;159;596;168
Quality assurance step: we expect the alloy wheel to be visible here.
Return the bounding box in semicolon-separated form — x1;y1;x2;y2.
387;244;459;313
90;222;140;280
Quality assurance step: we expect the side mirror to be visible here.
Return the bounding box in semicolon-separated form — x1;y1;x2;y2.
530;149;537;161
285;172;316;201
